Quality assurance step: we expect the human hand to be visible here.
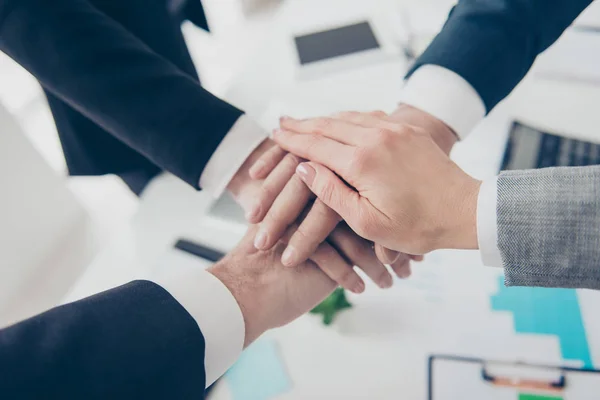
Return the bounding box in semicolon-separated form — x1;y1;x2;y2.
228;138;407;287
207;225;336;347
272;112;481;255
238;106;452;276
388;104;458;155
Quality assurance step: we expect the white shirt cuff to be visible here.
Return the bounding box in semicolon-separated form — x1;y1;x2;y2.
153;269;245;387
398;65;486;140
477;177;503;267
199;115;268;198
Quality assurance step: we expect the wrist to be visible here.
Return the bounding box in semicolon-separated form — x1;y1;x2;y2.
207;259;267;348
227;138;274;210
438;176;481;250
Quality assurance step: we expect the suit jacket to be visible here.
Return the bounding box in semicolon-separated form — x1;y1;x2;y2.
496;166;600;290
0;281;208;399
409;0;600;289
0;0;241;194
408;0;594;112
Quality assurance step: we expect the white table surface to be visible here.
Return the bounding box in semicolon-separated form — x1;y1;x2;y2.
63;0;600;398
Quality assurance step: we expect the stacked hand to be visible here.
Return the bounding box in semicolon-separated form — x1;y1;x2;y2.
227;137;412;292
224;105;476;293
269;109;481;255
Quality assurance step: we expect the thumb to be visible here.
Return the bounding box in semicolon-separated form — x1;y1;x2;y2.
295;162;363;227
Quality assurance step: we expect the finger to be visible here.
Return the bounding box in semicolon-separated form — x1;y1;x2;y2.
295;162;368;235
390;257;412;279
257;174;314;252
272;128;353;175
278;223;364;293
281;199;341;267
329;224;393;289
331;110;387;121
411;255;425;262
249;153;300;227
309;240;366;294
280;116;366;146
333;111;403;133
248;144;287;180
374;244;401;265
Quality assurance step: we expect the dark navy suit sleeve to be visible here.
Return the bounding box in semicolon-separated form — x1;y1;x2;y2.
407;0;593;112
0;281;207;399
0;0;243;189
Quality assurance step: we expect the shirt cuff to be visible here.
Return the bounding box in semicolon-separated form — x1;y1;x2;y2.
199;114;269;198
398;65;486;140
153;269;245;387
477;177;503;267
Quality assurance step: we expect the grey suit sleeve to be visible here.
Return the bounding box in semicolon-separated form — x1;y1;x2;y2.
497;165;600;289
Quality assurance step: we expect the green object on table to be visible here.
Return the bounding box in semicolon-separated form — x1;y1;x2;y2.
310;288;352;325
519;394;562;400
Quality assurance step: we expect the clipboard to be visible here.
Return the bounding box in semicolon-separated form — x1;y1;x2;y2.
429;355;600;400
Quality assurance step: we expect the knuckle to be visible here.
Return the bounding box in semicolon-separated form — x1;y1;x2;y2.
292;225;312;244
283;152;301;166
259;184;276;203
263;202;290;227
313;200;342;223
304;135;322;156
374;128;395;144
396;125;415;139
349;147;370;174
316;179;336;204
313;117;333;134
337;268;359;286
337;111;360;121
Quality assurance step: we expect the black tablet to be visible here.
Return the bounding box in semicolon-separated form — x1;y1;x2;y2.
294;21;381;65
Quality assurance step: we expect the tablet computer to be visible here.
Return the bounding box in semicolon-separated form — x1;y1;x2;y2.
292;20;394;79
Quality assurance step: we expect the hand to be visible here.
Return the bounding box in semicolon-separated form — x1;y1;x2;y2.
228;138;405;288
207;226;335;347
272;112;481;255
388;104;458;155
245;132;418;275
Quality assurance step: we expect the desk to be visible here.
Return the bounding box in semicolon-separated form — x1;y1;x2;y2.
64;0;600;398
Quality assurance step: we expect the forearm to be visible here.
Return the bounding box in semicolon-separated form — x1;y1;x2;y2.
408;0;593;112
494;165;600;289
0;0;243;188
0;281;208;398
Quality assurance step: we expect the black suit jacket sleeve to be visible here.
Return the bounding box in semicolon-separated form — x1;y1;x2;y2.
407;0;593;112
0;281;207;399
0;0;244;189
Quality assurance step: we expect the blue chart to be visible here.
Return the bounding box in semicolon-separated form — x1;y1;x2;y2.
491;276;592;368
225;338;291;400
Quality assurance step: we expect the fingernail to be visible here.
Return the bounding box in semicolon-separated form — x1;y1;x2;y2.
245;203;261;222
280;115;291;123
248;160;266;179
281;246;297;267
352;280;365;294
254;230;268;250
296;163;316;185
380;273;393;289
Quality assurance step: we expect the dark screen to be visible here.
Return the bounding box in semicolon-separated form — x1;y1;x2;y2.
501;121;600;171
294;21;381;65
